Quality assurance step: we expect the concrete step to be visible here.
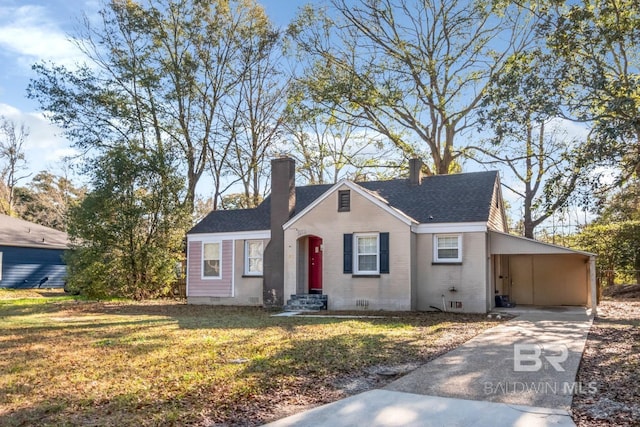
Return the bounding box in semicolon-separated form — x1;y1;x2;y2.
285;294;328;311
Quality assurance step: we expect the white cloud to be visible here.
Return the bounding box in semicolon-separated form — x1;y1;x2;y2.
0;5;86;69
0;103;77;174
547;117;591;142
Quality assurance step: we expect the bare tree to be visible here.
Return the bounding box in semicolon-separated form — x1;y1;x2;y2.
284;99;398;184
223;10;288;208
0;117;30;216
28;0;269;212
288;0;536;175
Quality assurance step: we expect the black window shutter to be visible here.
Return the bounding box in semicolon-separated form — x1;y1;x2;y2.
379;232;390;274
343;233;353;274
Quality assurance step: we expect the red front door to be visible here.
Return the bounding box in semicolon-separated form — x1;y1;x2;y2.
308;236;323;294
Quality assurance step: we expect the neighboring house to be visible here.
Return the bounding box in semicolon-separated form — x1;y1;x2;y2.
187;158;597;313
0;214;69;288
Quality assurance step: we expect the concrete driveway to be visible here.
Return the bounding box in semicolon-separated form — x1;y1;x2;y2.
264;307;593;427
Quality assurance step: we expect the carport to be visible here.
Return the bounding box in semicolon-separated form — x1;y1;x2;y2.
489;231;597;314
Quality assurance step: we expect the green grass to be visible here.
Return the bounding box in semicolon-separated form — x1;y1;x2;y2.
0;294;499;426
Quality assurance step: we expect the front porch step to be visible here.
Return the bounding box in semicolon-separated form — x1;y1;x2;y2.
283;294;328;311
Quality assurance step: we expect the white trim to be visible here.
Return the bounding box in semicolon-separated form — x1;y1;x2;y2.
283;180;416;230
231;240;235;297
412;222;487;234
589;256;597;315
433;234;463;263
354;233;380;275
244;239;264;276
201;241;222;280
188;230;270;242
185;242;190;296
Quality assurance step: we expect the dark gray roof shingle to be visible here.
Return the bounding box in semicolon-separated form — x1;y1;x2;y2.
188;171;498;234
188;184;331;234
359;171;498;223
0;214;70;249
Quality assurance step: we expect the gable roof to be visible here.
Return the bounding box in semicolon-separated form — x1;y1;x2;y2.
284;179;418;230
188;170;500;235
0;214;70;249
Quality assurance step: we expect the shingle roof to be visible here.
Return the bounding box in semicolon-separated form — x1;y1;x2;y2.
359;171;499;223
0;214;70;249
188;184;332;234
188;171;499;234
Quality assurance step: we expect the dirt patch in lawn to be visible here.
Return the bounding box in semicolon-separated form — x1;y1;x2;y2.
572;300;640;426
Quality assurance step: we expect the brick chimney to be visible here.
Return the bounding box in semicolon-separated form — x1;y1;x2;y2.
409;158;423;185
263;157;296;307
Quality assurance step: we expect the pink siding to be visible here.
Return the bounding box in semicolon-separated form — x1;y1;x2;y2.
187;240;233;297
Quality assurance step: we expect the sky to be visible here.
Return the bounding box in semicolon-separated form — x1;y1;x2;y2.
0;0;307;179
0;0;593;232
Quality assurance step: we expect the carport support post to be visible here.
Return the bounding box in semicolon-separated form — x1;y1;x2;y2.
589;256;597;316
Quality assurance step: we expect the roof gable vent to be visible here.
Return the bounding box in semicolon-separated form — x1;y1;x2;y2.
338;190;350;212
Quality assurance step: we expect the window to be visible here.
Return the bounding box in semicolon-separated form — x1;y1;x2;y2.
354;233;379;274
434;234;462;263
203;242;221;278
245;240;264;276
338;190;350;212
344;233;389;275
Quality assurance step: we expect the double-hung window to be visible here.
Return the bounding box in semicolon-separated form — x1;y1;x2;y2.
244;240;264;276
343;232;389;275
354;233;379;274
434;234;462;263
203;242;221;278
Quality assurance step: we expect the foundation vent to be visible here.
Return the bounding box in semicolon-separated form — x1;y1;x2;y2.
356;299;369;308
248;297;260;305
449;301;463;310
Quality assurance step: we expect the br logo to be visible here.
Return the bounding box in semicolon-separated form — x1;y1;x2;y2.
513;344;568;372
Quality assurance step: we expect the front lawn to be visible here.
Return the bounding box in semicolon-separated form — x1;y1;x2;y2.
0;292;499;426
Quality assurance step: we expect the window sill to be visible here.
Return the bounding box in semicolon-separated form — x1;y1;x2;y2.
432;262;463;265
242;274;263;278
352;274;381;278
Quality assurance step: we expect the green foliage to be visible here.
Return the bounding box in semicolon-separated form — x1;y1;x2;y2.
13;171;85;231
65;146;189;299
597;177;640;221
546;0;640;179
473;48;588;237
570;220;640;285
